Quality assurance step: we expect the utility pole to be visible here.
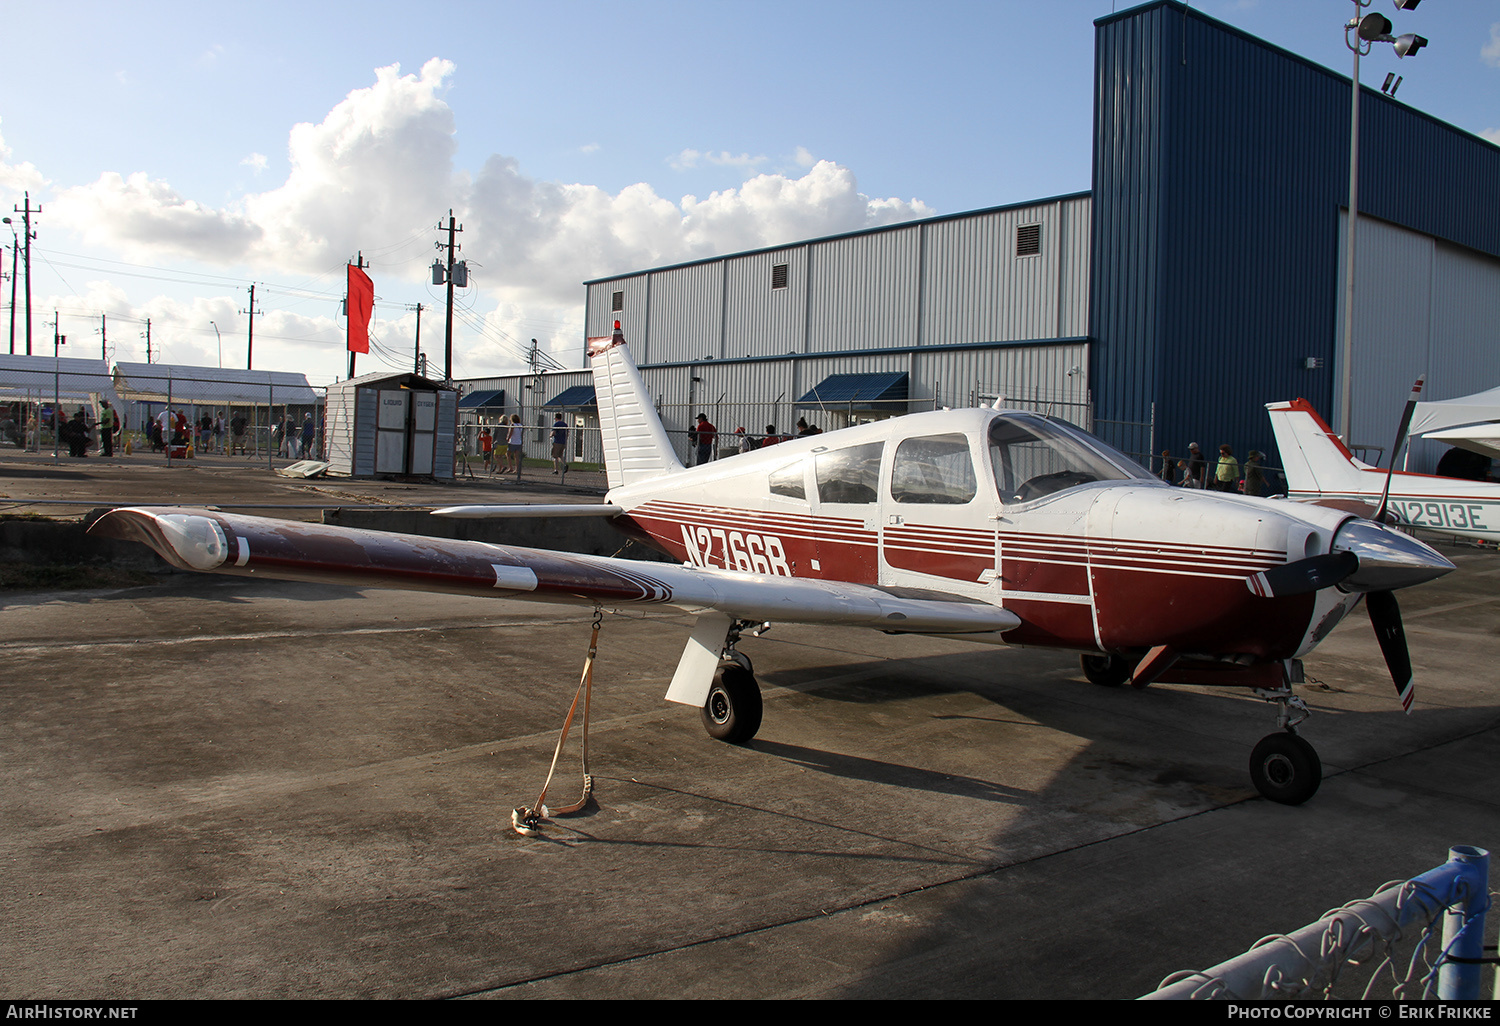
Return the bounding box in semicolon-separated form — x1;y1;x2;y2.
144;317;152;364
13;192;39;355
434;210;463;384
408;303;425;374
240;284;261;369
2;219;16;354
99;313;107;361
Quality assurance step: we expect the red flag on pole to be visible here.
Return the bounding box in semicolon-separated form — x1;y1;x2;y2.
347;264;373;355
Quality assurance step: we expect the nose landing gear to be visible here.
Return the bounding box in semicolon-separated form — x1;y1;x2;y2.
1250;673;1321;805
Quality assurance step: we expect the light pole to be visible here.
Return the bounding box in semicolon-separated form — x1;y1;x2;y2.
210;320;222;368
1338;0;1428;443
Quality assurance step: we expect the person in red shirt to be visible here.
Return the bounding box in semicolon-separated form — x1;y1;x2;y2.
760;424;782;447
692;413;717;465
479;428;493;473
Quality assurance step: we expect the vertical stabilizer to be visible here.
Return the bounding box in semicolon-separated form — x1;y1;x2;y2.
589;322;685;490
1266;399;1370;496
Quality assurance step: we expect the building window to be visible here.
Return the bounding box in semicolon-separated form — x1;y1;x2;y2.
771;263;789;290
612;291;624;311
1016;223;1041;257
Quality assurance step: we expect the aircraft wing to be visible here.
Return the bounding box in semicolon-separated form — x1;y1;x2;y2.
90;507;1018;635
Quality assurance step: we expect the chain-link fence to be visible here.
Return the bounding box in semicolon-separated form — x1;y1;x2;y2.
1;368;325;464
1144;846;1491;1001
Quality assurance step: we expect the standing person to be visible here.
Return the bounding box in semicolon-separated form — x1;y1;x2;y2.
1185;442;1206;489
155;408;172;453
230;413;248;455
479;427;494;474
1157;449;1172;484
1243;450;1268;497
692;413;717;466
300;413;316;460
550;413;568;475
507;414;524;478
99;400;116;458
1214;444;1240;493
796;416;821;437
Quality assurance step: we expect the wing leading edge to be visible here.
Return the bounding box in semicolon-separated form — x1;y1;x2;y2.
91;508;1019;635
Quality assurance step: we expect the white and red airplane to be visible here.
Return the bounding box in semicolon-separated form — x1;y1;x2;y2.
1267;398;1500;545
90;324;1456;806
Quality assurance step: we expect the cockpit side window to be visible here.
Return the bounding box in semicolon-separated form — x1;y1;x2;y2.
989;415;1150;503
891;434;977;504
768;459;806;500
814;442;883;504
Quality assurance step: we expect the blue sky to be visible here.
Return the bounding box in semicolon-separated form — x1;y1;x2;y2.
1;1;1495;385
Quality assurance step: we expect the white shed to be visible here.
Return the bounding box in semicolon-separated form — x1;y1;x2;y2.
324;371;457;478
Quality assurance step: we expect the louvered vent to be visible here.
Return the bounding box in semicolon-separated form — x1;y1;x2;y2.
771;263;789;290
611;291;624;311
1017;223;1041;257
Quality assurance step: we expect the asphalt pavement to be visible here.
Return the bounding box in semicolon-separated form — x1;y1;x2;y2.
2;447;1500;999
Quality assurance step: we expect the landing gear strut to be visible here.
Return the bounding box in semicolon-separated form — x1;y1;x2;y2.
700;620;766;744
1251;674;1322;805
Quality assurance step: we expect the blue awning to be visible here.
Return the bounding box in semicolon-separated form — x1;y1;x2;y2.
795;372;908;412
458;388;506;410
543;385;597;409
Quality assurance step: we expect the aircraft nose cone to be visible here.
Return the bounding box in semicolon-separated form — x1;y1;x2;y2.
1332;518;1455;592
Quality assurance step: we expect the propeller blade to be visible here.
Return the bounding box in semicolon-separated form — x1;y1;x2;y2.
1247;551;1359;598
1375;374;1425;524
1366;589;1415;713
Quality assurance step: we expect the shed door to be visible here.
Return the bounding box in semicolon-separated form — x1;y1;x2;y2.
376;390;409;474
410;392;437;475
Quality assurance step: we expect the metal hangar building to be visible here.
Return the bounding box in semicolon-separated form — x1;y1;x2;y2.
469;1;1500;474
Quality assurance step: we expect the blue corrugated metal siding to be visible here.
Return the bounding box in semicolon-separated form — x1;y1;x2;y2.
1091;1;1500;465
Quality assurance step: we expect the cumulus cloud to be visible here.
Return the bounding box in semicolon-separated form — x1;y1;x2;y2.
1484;23;1500;67
0;122;48;198
1482;128;1500;146
669;148;768;170
241;153;268;173
21;58;936;377
49;171;262;263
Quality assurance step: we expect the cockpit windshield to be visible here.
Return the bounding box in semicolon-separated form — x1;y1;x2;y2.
989;413;1153;503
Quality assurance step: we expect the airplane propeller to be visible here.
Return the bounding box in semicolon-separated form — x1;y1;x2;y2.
1365;588;1415;713
1374;375;1425;525
1246;516;1449;714
1245;551;1358;598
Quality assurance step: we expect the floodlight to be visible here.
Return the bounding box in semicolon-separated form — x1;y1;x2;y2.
1357;13;1393;42
1394;0;1421;11
1394;33;1427;58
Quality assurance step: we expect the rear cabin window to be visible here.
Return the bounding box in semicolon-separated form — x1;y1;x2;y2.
768;460;806;499
891;434;977;504
814;442;883;504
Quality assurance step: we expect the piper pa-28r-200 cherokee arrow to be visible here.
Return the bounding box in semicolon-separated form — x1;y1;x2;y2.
92;324;1455;806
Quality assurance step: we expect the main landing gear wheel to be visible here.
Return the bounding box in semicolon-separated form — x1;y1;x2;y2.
1249;731;1322;806
1080;653;1132;688
701;662;762;744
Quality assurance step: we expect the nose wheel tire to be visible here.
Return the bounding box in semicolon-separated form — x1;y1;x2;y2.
701;663;762;744
1249;731;1321;805
1080;653;1132;688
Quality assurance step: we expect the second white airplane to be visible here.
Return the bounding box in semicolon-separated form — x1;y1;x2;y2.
1267;398;1500;544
